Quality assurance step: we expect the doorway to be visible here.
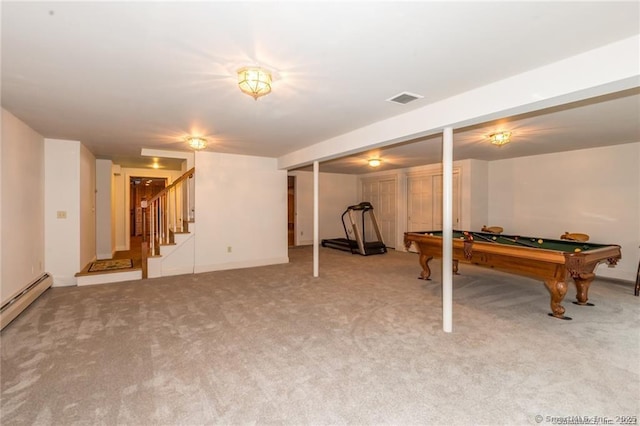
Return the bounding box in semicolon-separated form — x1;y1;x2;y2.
130;177;167;237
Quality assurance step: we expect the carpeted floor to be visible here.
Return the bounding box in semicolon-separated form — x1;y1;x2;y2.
1;246;638;425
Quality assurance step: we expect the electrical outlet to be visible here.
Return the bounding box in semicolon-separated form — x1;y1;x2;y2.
227;246;232;253
56;211;67;219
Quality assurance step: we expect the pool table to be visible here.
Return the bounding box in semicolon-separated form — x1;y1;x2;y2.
404;230;622;320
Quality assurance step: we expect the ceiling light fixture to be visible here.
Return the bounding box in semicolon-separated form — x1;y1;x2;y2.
489;131;512;146
237;66;272;100
187;136;207;150
368;158;382;167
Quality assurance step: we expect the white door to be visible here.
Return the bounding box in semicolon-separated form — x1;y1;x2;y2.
408;171;461;232
407;175;434;232
432;172;461;229
360;181;377;243
361;178;397;248
377;179;396;248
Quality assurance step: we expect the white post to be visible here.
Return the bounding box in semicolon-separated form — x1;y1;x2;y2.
313;160;319;278
442;127;454;333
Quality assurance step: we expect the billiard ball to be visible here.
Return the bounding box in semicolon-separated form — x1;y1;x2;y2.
574;248;582;253
538;239;543;244
492;236;497;240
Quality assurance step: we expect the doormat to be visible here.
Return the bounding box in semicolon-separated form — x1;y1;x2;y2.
88;259;133;273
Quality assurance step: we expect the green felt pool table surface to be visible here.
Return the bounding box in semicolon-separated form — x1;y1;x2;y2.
422;230;611;253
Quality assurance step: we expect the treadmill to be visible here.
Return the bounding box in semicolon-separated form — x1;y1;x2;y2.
321;202;387;256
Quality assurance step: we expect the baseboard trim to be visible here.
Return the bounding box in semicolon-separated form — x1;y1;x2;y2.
194;256;289;274
1;273;53;330
160;266;195;277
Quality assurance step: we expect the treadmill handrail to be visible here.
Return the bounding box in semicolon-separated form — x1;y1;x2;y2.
347;201;373;211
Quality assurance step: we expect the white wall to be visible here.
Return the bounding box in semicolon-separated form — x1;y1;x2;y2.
96;159;113;259
194;152;288;272
289;171;358;245
79;145;96;270
1;109;45;305
44;139;81;286
461;159;489;231
489;142;640;281
111;165;117;256
114;171;126;251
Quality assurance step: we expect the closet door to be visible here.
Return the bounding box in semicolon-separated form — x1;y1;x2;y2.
408;171;461;233
376;179;396;248
407;175;434;232
360;181;377;242
432;172;461;229
361;178;397;248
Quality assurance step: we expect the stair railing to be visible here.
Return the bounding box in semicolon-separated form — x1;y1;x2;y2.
145;167;195;257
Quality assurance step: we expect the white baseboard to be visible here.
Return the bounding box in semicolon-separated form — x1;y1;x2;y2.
96;251;115;260
194;256;289;274
52;275;78;287
161;265;195;277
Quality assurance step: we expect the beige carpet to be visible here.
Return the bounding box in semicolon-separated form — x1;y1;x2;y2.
1;246;638;425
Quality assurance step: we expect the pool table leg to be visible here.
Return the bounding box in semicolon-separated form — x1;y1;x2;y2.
416;255;459;280
544;279;570;320
418;254;433;280
572;272;596;306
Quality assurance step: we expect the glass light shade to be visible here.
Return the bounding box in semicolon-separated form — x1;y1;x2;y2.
187;137;207;150
368;158;382;167
237;67;272;100
490;131;511;146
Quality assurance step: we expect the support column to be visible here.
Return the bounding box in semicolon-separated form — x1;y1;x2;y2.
313;161;319;278
442;127;453;333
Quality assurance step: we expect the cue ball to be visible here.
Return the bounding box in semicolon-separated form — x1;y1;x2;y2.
538;239;543;244
492;236;497;240
574;248;582;252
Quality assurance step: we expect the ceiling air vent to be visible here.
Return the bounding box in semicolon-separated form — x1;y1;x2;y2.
386;92;424;105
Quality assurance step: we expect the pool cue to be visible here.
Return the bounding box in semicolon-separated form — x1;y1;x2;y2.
500;236;539;248
473;233;498;243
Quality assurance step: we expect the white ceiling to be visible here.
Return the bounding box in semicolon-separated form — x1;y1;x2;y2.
2;2;639;173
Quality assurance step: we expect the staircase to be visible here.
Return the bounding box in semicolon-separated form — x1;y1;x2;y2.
146;219;196;278
145;167;196;278
76;167;196;286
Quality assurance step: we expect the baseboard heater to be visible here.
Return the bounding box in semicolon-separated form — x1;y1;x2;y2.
0;273;53;331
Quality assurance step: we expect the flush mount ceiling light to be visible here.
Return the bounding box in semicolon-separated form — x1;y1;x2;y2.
187;136;207;150
489;131;512;146
237;66;272;100
368;158;382;167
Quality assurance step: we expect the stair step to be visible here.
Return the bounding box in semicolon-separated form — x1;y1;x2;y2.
76;268;143;286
